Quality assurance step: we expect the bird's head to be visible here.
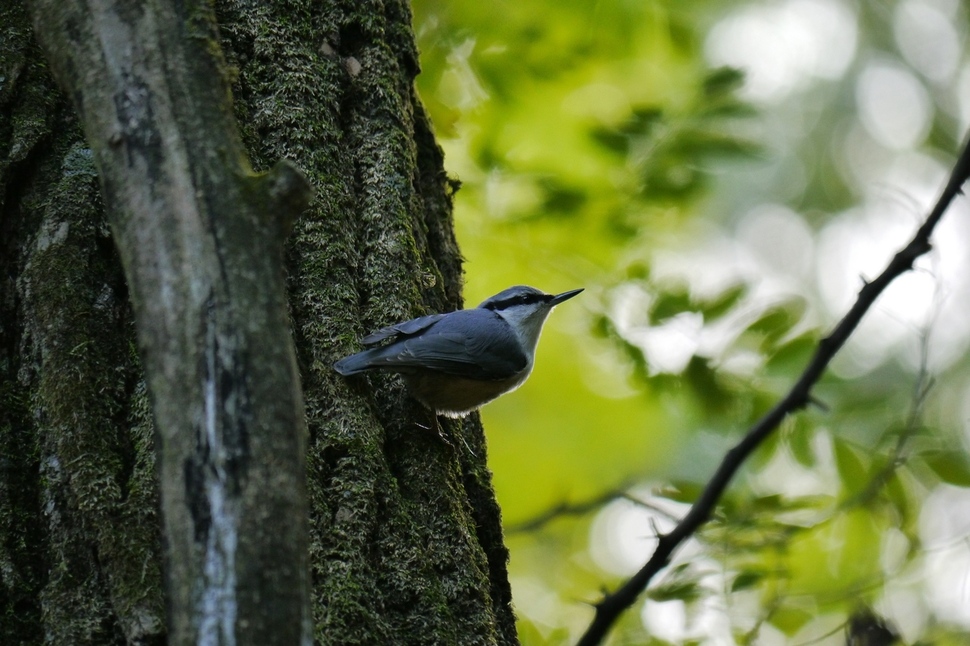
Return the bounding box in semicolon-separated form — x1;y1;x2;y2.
478;285;583;353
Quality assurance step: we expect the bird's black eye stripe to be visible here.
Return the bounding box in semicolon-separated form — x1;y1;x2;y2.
485;293;551;310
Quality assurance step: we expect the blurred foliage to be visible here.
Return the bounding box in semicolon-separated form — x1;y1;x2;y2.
412;0;970;644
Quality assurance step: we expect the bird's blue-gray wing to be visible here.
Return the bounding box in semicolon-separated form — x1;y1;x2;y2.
338;309;527;380
360;313;447;345
334;312;452;375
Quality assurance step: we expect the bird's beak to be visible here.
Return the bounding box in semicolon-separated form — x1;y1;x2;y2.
550;288;584;306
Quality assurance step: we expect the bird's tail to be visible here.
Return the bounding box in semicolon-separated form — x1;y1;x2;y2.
333;350;376;375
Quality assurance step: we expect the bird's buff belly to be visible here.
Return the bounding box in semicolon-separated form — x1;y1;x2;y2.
402;370;529;418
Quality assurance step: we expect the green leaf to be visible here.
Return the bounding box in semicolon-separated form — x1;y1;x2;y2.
651;289;693;323
641;159;704;199
747;299;806;347
699;283;747;320
589;127;631;155
765;334;817;378
647;579;701;602
627;107;665;134
786;420;816;468
537;178;587;216
656;481;702;505
675;129;762;160
731;569;765;592
770;605;814;636
750;494;785;512
834;440;870;497
924;451;970;487
647;563;702;602
703;67;746;98
685;355;733;414
625;262;650;280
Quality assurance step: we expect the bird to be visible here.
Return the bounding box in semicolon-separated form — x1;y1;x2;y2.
334;285;583;417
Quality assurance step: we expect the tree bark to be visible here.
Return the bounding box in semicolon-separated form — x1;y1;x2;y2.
2;2;166;643
1;0;516;644
215;0;517;641
25;0;314;643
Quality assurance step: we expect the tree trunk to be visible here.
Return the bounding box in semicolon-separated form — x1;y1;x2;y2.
0;0;516;644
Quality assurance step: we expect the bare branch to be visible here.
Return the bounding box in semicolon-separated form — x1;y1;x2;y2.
577;135;970;646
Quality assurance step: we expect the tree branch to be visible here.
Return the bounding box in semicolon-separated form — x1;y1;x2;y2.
577;135;970;646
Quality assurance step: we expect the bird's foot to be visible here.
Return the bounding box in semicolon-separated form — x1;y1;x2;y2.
416;415;476;457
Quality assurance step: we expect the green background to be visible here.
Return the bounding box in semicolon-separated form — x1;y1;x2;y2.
411;1;970;643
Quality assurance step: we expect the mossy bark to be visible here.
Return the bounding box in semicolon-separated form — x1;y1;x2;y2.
1;0;516;644
1;3;165;643
26;0;314;643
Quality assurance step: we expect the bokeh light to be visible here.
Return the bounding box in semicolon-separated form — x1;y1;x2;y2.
705;0;857;103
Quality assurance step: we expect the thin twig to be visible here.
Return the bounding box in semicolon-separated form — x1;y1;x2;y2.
576;135;970;646
507;485;680;534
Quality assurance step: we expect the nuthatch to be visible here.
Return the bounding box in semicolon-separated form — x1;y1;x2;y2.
334;285;583;417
